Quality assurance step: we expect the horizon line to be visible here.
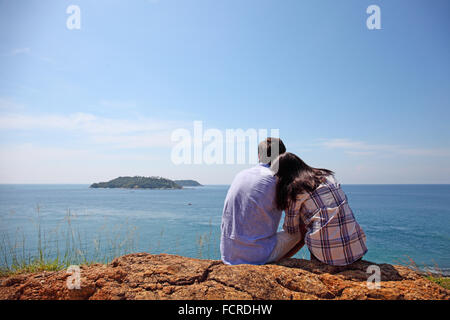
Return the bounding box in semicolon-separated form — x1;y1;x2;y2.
1;183;450;186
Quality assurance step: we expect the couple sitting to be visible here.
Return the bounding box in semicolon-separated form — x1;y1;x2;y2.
220;138;367;266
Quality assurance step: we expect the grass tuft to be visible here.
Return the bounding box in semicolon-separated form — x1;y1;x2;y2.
0;206;137;277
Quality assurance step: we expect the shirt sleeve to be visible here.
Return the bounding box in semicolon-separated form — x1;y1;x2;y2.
283;194;308;235
283;205;300;234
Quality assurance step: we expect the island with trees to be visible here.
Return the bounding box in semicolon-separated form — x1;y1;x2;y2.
173;180;203;187
90;176;202;189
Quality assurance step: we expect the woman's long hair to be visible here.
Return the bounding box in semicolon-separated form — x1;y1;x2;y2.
272;152;334;211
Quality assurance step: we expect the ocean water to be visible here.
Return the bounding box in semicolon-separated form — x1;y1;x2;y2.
0;184;449;274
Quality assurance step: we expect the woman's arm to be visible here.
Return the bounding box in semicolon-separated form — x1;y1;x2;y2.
278;197;308;260
279;221;306;260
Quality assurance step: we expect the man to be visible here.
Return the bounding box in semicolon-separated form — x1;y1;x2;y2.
220;137;304;265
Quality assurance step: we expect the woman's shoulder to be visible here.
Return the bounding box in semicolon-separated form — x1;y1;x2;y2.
292;175;340;203
314;175;341;193
325;174;339;185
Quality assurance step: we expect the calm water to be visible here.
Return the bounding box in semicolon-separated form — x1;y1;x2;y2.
0;184;449;274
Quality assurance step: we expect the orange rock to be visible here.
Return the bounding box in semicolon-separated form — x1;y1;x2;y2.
0;253;448;300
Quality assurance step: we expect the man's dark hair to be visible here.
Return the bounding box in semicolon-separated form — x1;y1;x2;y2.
258;137;286;165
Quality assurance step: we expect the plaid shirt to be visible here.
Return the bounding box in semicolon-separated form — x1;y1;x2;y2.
283;176;367;266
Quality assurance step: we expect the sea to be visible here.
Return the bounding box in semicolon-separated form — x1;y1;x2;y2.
0;184;449;275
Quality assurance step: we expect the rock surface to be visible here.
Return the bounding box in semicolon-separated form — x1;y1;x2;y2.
0;253;448;300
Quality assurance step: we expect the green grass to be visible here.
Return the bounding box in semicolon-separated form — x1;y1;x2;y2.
0;258;66;277
195;218;219;260
0;206;138;277
0;206;219;277
426;276;450;290
396;256;450;290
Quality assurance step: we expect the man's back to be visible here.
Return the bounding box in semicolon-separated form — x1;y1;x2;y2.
220;164;282;265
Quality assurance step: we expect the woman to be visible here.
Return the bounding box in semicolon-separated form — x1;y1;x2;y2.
271;152;367;266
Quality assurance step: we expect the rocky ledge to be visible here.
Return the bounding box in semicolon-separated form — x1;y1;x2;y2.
0;253;449;300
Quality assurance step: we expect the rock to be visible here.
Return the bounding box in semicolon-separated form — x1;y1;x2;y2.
0;253;448;300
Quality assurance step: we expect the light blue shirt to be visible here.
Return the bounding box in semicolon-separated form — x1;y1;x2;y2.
220;164;282;265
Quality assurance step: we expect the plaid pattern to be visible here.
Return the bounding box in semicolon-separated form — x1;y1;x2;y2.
283;176;367;266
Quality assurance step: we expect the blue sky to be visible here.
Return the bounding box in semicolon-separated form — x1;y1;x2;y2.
0;0;449;184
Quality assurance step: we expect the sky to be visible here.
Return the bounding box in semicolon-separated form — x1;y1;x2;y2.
0;0;449;184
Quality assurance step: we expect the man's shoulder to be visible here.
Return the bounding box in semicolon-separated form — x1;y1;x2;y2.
229;165;276;193
235;164;274;180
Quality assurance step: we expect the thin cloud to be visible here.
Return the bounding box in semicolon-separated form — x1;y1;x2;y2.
99;99;137;109
11;48;31;56
318;138;450;157
0;143;163;183
0;112;186;148
319;138;393;151
345;151;376;156
0;98;25;112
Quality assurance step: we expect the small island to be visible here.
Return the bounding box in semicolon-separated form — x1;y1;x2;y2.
90;176;202;189
174;180;203;187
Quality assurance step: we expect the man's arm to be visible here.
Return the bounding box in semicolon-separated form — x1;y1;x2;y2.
278;200;308;261
279;222;306;260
